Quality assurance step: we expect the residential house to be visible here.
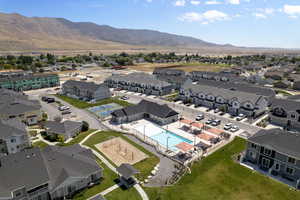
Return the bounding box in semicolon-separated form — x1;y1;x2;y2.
189;71;244;83
0;144;102;200
0;119;30;156
153;68;185;76
43;120;83;141
0;89;42;125
111;100;179;125
264;71;285;81
0;73;60;91
244;128;300;188
269;98;300;130
62;80;111;101
105;73;173;96
179;83;268;118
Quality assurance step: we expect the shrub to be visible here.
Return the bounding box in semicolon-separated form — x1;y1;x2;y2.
82;121;89;132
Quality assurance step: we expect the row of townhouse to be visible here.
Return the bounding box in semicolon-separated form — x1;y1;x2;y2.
188;71;245;83
244;128;300;189
62;80;111;101
105;72;173;96
0;144;103;200
0;73;60;92
179;83;269;118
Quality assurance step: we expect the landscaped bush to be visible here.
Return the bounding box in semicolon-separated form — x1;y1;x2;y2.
81;121;89;132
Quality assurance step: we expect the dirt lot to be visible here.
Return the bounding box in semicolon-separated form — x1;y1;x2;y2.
127;62;231;72
95;137;148;166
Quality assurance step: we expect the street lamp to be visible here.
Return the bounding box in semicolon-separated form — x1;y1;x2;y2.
166;136;171;152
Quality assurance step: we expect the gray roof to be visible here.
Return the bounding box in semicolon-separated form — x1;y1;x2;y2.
0;145;101;198
106;72;171;87
43;120;83;136
249;129;300;159
182;83;265;105
0;73;58;82
153;68;185;76
63;80;108;93
270;98;300;112
0;119;27;140
112;100;178;118
116;163;139;179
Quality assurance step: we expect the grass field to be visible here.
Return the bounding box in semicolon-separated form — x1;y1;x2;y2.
105;187;142;200
144;137;300;200
55;95;133;109
128;62;231;72
83;131;159;181
32;141;48;148
57;129;96;146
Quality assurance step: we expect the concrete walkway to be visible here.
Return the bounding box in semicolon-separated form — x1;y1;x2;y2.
87;184;119;200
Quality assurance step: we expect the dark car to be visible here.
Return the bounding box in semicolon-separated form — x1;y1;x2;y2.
46;98;55;103
62;110;71;115
41;96;49;102
211;119;221;126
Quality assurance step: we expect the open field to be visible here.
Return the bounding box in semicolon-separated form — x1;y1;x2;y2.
83;131;159;181
55;95;133;109
128;62;231;72
105;187;142;200
96;137;148;166
144;137;300;200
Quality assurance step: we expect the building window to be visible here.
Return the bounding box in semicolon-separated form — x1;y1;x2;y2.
287;157;296;164
249;151;256;159
286;167;294;175
262;158;270;168
291;114;296;119
11;139;16;143
274;163;280;171
251;143;257;149
264;148;272;156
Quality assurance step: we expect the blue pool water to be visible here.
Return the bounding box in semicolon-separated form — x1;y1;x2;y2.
150;130;193;151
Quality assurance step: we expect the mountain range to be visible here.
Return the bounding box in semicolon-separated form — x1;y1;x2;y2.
0;12;295;54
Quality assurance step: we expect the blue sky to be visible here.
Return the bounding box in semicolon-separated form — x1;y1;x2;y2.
0;0;300;48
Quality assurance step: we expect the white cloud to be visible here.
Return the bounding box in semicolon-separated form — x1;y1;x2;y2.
205;0;222;5
190;0;201;5
227;0;240;5
179;10;229;24
283;5;300;18
264;8;275;14
146;0;152;2
253;13;267;19
174;0;186;6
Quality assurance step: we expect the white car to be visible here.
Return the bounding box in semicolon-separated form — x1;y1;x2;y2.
58;105;70;111
224;123;233;130
195;114;204;121
230;125;239;132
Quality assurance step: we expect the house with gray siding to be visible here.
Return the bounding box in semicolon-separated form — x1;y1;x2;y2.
0;144;102;200
0;89;42;125
62;80;111;101
179;83;268;118
111;100;179;125
0;119;30;156
105;73;173;96
244;129;300;189
269;98;300;130
189;71;244;83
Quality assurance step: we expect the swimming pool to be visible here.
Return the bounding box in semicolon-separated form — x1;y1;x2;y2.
133;122;193;151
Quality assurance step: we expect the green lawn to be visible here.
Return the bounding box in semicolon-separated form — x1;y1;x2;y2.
105;187;142;200
57;129;97;146
144;137;300;200
73;159;118;200
32;141;48;148
83;131;159;181
55;95;133;109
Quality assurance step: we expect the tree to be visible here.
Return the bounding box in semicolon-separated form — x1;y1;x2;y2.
81;121;89;132
54;115;62;122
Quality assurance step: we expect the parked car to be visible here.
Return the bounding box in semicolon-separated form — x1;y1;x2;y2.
205;118;214;125
211;119;221;126
120;96;129;100
62;110;71;115
214;108;220;113
224;123;233;130
41;96;49;102
236;114;246;121
219;112;225;116
58;105;70;111
206;108;213;112
230;125;239;132
195;114;204;121
46;98;55;103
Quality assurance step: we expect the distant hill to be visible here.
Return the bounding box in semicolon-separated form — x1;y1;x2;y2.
0;12;297;54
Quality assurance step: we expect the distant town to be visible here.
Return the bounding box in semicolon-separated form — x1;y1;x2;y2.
1;52;300;200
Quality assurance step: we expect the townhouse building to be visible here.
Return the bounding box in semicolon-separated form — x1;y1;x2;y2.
189;71;244;83
0;119;30;156
269;98;300;130
62;80;111;101
244;129;300;189
179;83;268;118
0;89;42;125
105;73;173;96
0;73;60;91
0;144;103;200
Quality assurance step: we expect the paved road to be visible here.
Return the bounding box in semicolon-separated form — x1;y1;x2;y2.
115;91;263;136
